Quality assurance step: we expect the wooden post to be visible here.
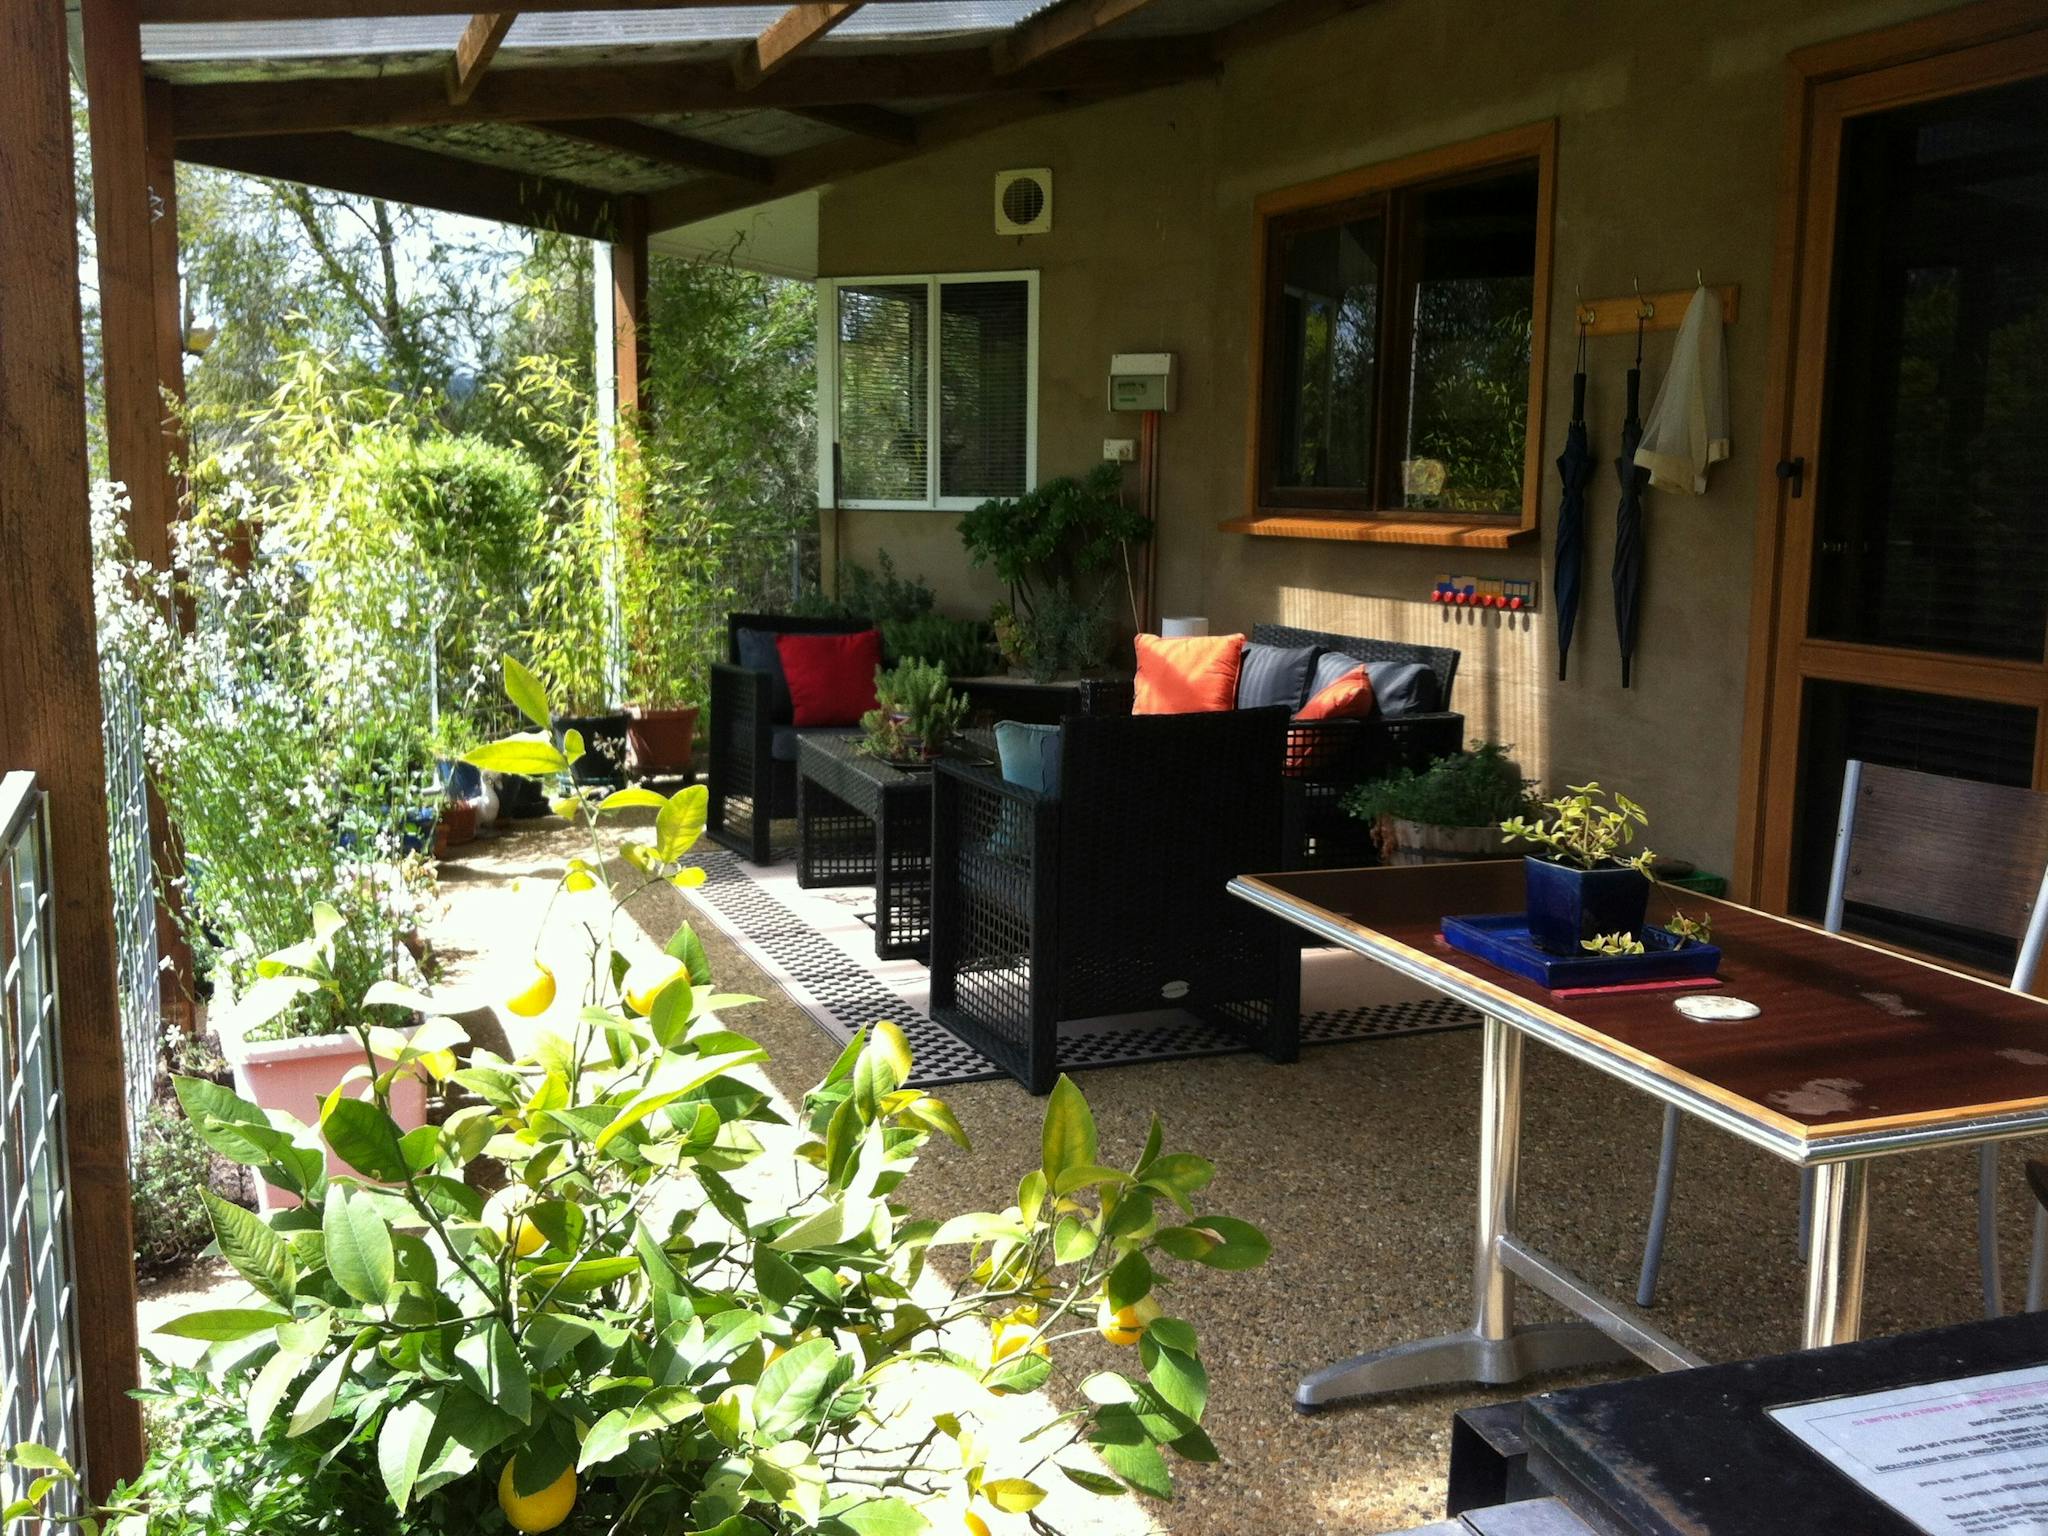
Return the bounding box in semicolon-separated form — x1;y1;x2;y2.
0;0;146;1498
611;194;650;421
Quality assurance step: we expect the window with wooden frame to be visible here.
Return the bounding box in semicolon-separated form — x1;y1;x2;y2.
1230;121;1556;547
816;271;1039;512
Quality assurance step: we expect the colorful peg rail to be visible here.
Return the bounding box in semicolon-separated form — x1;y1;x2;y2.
1432;576;1534;612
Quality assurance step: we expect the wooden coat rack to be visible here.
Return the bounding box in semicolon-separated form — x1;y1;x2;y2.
1575;279;1739;338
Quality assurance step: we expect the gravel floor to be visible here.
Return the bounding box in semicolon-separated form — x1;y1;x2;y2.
151;818;2041;1535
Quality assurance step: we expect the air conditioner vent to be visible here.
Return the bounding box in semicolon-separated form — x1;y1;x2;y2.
995;167;1052;236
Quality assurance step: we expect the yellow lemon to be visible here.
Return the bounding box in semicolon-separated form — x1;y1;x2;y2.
498;1459;575;1533
1096;1294;1161;1347
505;963;556;1018
622;957;686;1017
483;1186;545;1258
990;1304;1048;1368
964;1514;992;1536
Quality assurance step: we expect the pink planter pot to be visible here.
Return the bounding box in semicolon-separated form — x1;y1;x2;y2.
225;1032;429;1213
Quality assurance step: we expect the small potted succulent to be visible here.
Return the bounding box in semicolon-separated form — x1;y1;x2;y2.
1346;742;1535;865
1499;781;1657;955
862;659;969;764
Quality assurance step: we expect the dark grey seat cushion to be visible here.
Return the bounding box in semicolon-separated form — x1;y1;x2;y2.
770;725;859;763
1310;651;1440;717
735;627;794;724
1236;642;1321;711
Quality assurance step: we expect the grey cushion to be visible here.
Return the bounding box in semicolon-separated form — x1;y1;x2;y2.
770;725;858;762
995;720;1062;796
1235;642;1321;711
1309;651;1441;717
735;627;793;725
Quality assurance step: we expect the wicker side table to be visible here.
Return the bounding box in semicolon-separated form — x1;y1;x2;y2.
796;734;990;961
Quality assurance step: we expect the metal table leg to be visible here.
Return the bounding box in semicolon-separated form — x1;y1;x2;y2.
1802;1159;1871;1348
1296;1016;1638;1411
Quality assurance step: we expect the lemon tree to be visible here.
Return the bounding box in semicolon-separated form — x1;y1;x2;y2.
9;657;1268;1536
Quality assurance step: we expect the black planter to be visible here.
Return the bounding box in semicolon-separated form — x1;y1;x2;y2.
495;772;550;820
554;711;630;790
1523;856;1650;955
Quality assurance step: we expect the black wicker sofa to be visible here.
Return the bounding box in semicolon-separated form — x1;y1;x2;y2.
929;707;1302;1093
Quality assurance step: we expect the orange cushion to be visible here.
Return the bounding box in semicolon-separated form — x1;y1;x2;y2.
1133;633;1246;715
1287;666;1376;775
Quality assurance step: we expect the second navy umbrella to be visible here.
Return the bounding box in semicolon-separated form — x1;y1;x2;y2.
1611;318;1650;688
1553;326;1592;681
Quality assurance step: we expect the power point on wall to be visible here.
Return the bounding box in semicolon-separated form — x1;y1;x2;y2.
1103;438;1137;462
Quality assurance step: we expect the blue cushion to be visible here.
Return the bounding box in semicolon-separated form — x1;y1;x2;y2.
1309;651;1441;717
1310;649;1367;699
735;627;793;725
1236;642;1321;711
995;721;1061;796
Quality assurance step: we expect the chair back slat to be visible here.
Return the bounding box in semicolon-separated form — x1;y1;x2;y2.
1839;762;2048;947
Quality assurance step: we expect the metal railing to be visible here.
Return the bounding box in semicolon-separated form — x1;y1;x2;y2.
99;666;159;1160
0;772;88;1513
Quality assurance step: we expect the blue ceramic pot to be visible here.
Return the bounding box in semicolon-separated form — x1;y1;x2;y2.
437;759;483;801
1523;856;1650;955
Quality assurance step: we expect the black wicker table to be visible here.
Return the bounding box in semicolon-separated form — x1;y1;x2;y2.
795;733;991;962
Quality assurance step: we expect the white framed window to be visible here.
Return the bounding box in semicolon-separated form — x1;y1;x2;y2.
817;270;1039;511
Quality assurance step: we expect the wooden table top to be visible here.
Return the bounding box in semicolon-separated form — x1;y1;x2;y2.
1234;861;2048;1153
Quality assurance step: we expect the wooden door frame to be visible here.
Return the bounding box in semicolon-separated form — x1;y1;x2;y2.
1733;0;2048;908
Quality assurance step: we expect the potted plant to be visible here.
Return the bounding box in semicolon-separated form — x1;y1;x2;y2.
212;901;434;1213
1346;743;1535;864
12;656;1272;1536
1499;781;1660;954
961;463;1150;682
862;659;969;763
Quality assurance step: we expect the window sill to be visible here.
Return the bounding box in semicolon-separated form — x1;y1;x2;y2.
1219;512;1538;549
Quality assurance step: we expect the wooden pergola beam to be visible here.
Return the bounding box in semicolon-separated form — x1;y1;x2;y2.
447;12;517;105
143;0;918;15
169;36;1214;137
3;0;145;1500
734;4;863;90
991;0;1162;74
180;132;629;239
544;117;772;184
784;102;917;144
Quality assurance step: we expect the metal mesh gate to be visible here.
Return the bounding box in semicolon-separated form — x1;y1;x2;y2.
99;666;158;1160
0;773;88;1511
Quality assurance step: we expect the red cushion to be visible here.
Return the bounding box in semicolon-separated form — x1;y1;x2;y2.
1132;633;1246;715
776;630;882;727
1287;666;1376;775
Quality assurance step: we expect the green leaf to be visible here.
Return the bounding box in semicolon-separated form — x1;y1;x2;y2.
599;786;668;811
203;1189;295;1305
770;1196;870;1253
378;1392;440;1512
983;1351;1051;1396
322;1096;411;1182
9;1445;71;1476
896;1094;970;1150
754;1338;842;1438
1106;1249;1153;1312
1058;1463;1126;1497
838;1496;929;1536
1139;1334;1208;1420
504;656;552;729
654;785;708;862
1172;1216;1270;1271
464;736;568;777
1090;1405;1173;1497
981;1478;1045;1514
1052;1215;1098;1265
154;1307;292;1342
453;1321;530;1425
926;1212;1029;1248
595;1049;765;1152
1053;1163;1133;1197
323;1185;395;1307
287;1346;354;1437
663;921;714;986
362;979;436;1014
1040;1075;1096;1187
577;1389;701;1472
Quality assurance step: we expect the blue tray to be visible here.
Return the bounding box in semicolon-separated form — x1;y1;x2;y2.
1441;913;1722;991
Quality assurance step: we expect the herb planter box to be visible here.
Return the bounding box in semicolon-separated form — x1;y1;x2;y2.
625;704;698;777
222;1031;428;1213
1523;856;1650;955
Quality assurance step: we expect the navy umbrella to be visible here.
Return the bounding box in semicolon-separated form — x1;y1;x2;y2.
1611;319;1650;688
1553;328;1592;681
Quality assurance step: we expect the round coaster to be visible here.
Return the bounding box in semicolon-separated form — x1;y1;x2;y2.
1675;994;1760;1022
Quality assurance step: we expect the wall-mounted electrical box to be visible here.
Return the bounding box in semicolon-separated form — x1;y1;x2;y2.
1108;352;1176;413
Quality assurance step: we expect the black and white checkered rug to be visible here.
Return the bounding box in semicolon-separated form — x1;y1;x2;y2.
680;846;1477;1089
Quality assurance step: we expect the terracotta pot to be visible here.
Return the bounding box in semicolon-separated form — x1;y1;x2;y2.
223;1032;429;1213
436;797;478;856
626;704;699;776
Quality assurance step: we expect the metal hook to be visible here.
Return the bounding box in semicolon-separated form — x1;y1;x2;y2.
1633;275;1654;322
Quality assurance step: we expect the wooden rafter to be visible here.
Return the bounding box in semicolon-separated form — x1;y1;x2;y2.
180;132;628;239
144;0;915;14
735;4;863;90
447;12;516;105
169;36;1214;137
992;0;1162;74
545;118;773;183
784;103;917;144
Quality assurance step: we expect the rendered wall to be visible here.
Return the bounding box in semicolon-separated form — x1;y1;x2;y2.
815;0;1965;874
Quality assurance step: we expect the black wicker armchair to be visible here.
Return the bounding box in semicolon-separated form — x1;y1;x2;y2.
1250;624;1463;869
929;707;1301;1093
706;612;872;865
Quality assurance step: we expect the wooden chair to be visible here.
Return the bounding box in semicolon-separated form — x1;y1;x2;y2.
1636;760;2048;1315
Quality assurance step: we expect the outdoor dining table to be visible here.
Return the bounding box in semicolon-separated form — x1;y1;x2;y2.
1228;860;2048;1413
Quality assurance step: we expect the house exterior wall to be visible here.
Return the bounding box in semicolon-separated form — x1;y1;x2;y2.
814;0;1968;876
